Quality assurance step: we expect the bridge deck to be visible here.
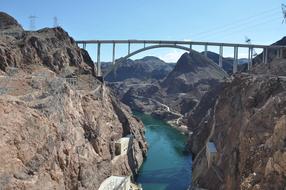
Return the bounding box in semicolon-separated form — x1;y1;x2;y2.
76;40;286;49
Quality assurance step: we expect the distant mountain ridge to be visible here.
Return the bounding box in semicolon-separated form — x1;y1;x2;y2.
105;56;175;82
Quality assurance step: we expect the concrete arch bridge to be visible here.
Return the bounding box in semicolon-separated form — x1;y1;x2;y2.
76;40;286;78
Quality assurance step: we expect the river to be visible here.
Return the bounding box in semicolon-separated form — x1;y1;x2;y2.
134;112;192;190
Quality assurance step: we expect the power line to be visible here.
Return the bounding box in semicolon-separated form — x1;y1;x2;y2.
217;16;282;41
196;13;281;41
191;10;280;40
188;6;279;39
190;7;279;38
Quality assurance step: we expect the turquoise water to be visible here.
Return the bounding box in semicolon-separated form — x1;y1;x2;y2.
134;112;192;190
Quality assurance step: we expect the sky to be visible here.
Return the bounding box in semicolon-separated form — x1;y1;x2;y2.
1;0;286;62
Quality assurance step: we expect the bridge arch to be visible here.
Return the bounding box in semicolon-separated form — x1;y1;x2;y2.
104;44;228;78
122;44;191;60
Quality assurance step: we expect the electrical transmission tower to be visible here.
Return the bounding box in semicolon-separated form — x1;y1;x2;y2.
282;4;286;23
245;36;257;56
53;16;59;27
29;15;37;31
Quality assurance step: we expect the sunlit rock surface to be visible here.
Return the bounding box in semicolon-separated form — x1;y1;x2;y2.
189;56;286;189
0;12;147;190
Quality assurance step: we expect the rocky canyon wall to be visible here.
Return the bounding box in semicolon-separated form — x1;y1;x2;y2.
0;12;147;190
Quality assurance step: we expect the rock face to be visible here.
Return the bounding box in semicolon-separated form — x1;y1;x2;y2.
0;12;23;31
203;51;233;74
0;26;94;73
0;13;147;190
188;58;286;189
0;12;24;40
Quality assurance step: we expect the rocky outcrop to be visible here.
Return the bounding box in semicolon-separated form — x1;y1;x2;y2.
0;26;93;74
0;12;23;31
189;58;286;189
0;13;147;190
252;57;286;76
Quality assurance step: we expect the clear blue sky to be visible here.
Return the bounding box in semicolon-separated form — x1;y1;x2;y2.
1;0;285;62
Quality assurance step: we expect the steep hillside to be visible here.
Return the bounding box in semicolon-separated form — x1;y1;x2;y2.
204;51;233;73
0;12;147;189
204;51;249;74
253;36;286;65
161;52;228;94
188;56;286;189
0;12;23;37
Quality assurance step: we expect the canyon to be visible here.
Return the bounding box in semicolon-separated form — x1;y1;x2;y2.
104;38;286;189
106;51;228;133
0;10;286;190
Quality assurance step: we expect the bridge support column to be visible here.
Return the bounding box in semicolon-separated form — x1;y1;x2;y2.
190;44;192;51
263;48;268;64
112;43;116;65
277;48;281;59
264;48;268;64
233;46;238;74
97;43;101;77
219;46;223;68
204;44;208;57
83;43;86;50
248;47;253;70
128;42;131;54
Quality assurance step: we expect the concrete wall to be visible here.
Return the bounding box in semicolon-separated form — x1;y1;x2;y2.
115;137;131;156
206;142;217;168
98;176;131;190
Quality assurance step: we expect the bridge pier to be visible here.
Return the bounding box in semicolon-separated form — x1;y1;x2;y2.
83;43;86;50
112;43;116;65
97;43;101;77
277;48;281;59
219;46;223;68
204;44;208;57
248;47;253;70
233;46;238;73
190;44;192;51
277;48;283;59
128;42;131;54
263;48;268;64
